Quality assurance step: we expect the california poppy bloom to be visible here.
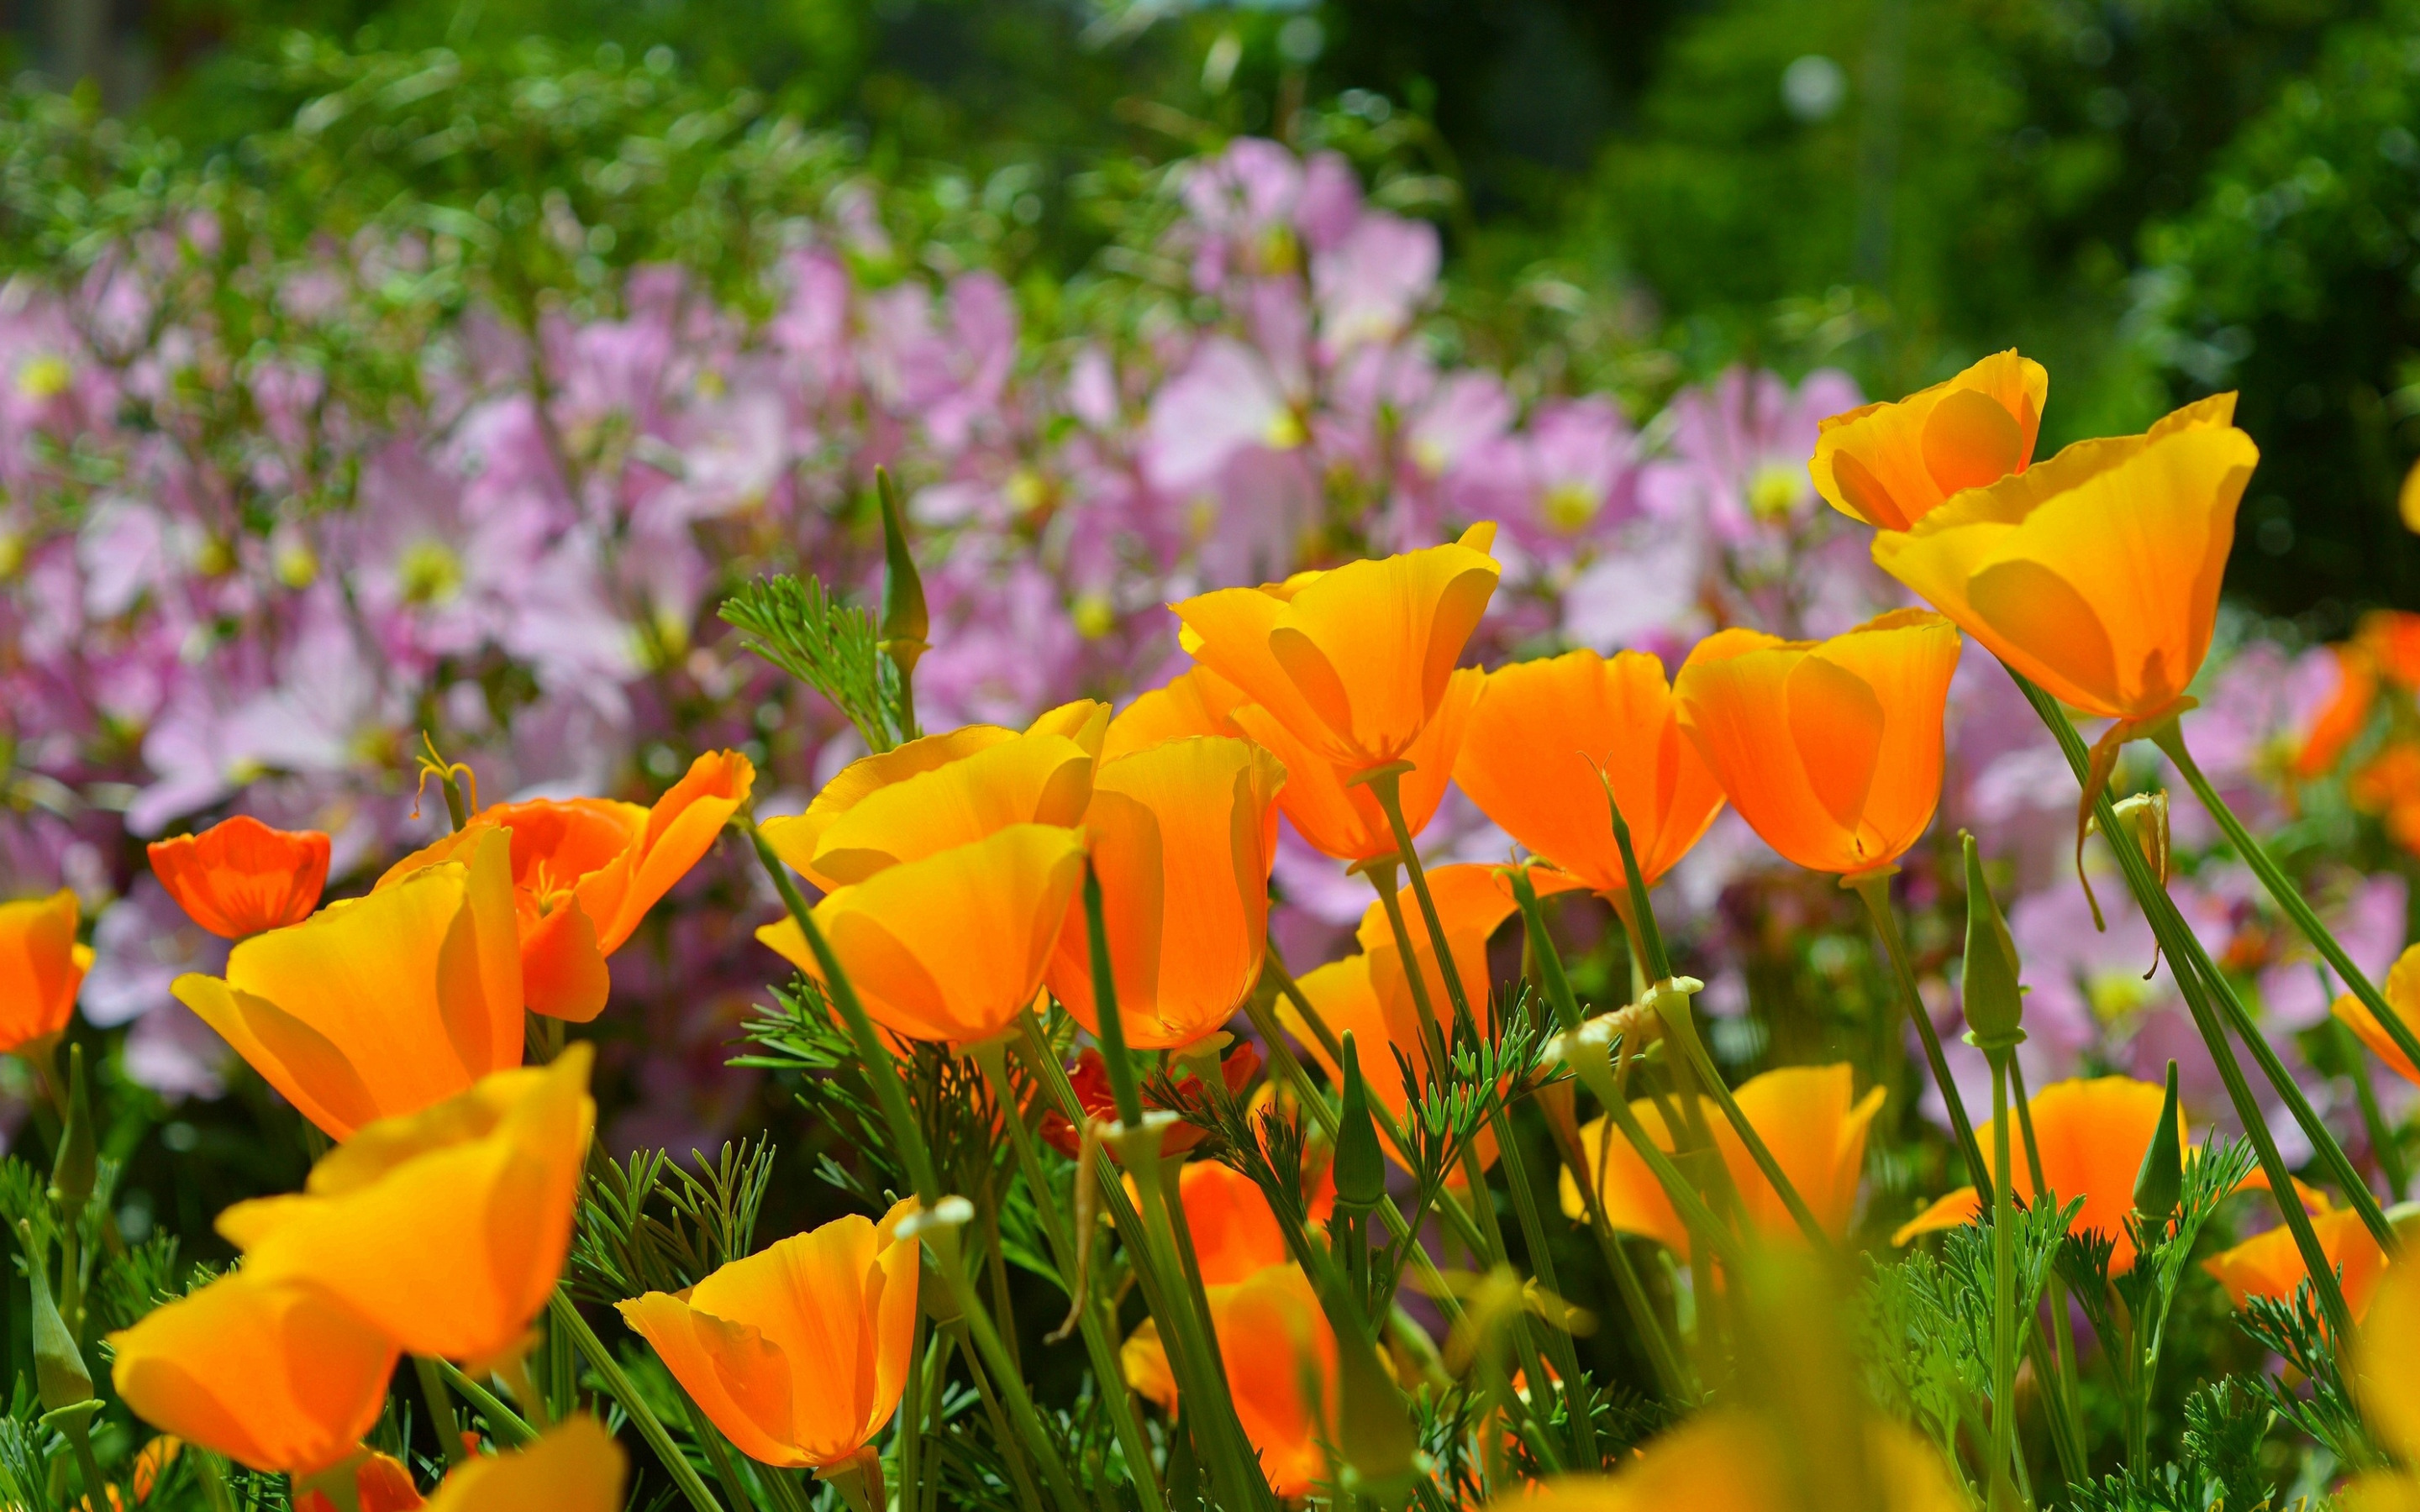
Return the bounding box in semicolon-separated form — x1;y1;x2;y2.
1233;668;1481;864
1559;1064;1884;1259
1871;395;2254;735
2337;944;2420;1084
2354;1253;2420;1485
2203;1206;2388;1324
215;1047;595;1367
1044;736;1286;1050
147;816;332;939
1456;648;1726;893
1675;610;1961;877
758;823;1089;1044
110;1268;399;1476
416;1417;626;1510
1170;524;1500;773
2357;609;2420;690
1102;666;1250;761
173;828;523;1139
380;749;754;1021
1176;1158;1327;1285
761;704;1107;891
1122;1263;1342;1499
1890;1074;2184;1274
0;888;87;1054
1812;349;2049;532
618;1202;919;1469
2297;643;2378;780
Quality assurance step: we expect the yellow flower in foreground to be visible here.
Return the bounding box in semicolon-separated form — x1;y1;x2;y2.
760;702;1107;890
215;1047;595;1366
1812;349;2048;531
1871;394;2255;727
1045;735;1286;1050
1511;1410;1965;1511
1101;665;1250;761
0;888;88;1054
173;827;524;1138
1560;1064;1883;1260
1234;667;1480;864
2335;942;2420;1085
2348;1252;2420;1509
757;822;1089;1044
421;1417;626;1509
110;1269;398;1475
619;1201;919;1468
1171;523;1500;772
2203;1207;2388;1324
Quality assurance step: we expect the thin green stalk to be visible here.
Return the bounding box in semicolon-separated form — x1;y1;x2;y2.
551;1290;726;1512
675;1389;760;1512
414;1356;473;1468
1986;1054;2018;1511
897;1316;926;1509
2007;1058;2086;1483
1849;874;1993;1201
1488;1091;1600;1467
2338;1015;2411;1200
2009;668;2359;1343
434;1357;534;1446
950;1316;1049;1512
2160;727;2420;1105
971;1039;1170;1512
751;827;1086;1512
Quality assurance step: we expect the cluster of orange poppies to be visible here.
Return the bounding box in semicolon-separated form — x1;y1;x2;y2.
12;344;2417;1509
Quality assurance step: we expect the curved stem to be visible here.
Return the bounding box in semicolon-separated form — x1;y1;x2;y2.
414;1356;473;1468
2008;667;2360;1341
550;1290;726;1512
1986;1055;2018;1510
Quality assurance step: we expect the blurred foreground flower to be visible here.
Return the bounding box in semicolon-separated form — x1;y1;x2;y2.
1122;1263;1344;1498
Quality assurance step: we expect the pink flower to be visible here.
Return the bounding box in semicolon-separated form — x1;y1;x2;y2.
1312;212;1439;358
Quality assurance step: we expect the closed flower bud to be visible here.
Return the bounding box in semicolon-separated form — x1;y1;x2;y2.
1330;1032;1386;1217
1958;832;2025;1055
2132;1059;2185;1228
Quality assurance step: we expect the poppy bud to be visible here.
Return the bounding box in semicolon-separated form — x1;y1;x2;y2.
876;466;929;685
1958;833;2025;1058
2132;1059;2184;1228
1332;1032;1386;1218
28;1231;89;1413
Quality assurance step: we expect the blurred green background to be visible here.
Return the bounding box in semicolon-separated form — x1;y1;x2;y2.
24;0;2420;629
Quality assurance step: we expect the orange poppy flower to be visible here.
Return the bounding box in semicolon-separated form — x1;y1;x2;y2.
173;828;523;1139
1520;1410;1966;1511
2335;945;2420;1084
1044;735;1286;1050
1121;1263;1343;1498
618;1201;920;1469
2358;610;2420;691
1455;648;1726;893
1170;524;1501;773
147;816;332;939
1102;666;1250;761
757;823;1090;1045
109;1268;399;1475
1871;395;2254;730
0;888;87;1054
1812;349;2049;532
1234;668;1481;864
380;750;755;1021
760;702;1107;891
215;1047;593;1368
1559;1064;1885;1261
295;1453;423;1512
2203;1207;2389;1324
129;1436;182;1501
1674;610;1961;877
1178;1159;1306;1285
1890;1075;2184;1274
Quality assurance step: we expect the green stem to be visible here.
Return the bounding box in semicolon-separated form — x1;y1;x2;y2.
1986;1054;2018;1510
1488;1086;1600;1468
550;1291;727;1512
1849;874;1994;1202
434;1357;534;1447
2338;1015;2411;1200
414;1356;473;1468
2009;668;2359;1343
2160;727;2420;1109
972;1039;1170;1512
949;1316;1049;1512
2007;1057;2087;1483
2158;731;2400;1253
1656;993;1832;1250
